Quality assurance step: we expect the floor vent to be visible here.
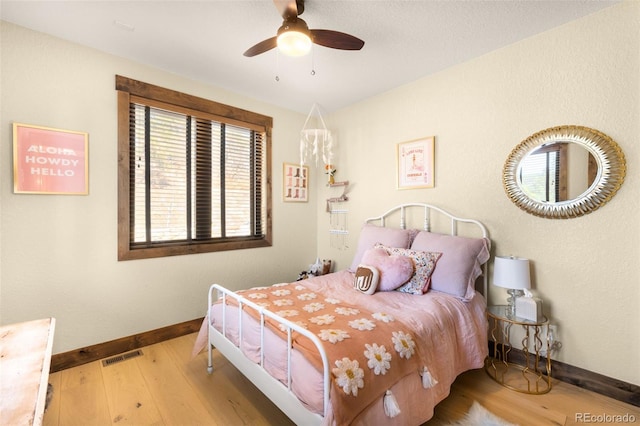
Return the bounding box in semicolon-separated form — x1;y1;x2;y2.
102;349;143;367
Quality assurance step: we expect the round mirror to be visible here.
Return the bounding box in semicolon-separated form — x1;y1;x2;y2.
503;125;626;219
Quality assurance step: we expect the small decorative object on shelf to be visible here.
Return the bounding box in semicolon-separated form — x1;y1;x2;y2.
515;290;544;322
485;305;552;395
297;258;332;281
325;164;336;184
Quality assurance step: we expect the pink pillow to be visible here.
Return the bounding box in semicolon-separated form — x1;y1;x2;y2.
377;244;442;294
361;248;414;291
410;232;490;300
349;224;414;272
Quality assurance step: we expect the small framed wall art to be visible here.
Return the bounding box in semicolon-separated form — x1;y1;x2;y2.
13;123;89;195
396;136;435;189
283;162;308;202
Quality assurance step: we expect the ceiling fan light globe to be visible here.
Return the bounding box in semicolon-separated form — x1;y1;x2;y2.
277;30;312;57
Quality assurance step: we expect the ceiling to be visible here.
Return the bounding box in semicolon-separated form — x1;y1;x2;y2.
1;0;619;114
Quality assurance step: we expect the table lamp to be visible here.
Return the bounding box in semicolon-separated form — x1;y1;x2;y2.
493;256;531;318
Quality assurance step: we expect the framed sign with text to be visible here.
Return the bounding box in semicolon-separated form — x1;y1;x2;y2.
13;123;89;195
396;136;435;189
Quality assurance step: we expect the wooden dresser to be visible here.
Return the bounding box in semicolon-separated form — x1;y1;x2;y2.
0;318;56;426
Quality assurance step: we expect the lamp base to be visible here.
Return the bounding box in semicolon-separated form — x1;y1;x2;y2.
506;289;524;318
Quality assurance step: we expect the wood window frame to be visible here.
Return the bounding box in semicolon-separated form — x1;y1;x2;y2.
116;76;272;260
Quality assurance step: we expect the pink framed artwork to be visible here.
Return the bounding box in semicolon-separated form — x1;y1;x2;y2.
13;123;89;195
283;162;309;202
396;136;435;189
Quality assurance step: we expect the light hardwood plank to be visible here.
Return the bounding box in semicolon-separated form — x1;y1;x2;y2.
429;368;640;425
133;342;214;425
165;333;294;426
44;333;640;426
100;352;164;425
57;361;111;425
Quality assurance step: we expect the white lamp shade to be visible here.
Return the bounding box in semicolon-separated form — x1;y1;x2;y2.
493;256;531;290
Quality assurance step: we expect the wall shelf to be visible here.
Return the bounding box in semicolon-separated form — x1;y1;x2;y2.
326;180;349;207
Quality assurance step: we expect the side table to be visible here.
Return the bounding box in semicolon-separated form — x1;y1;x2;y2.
485;305;551;394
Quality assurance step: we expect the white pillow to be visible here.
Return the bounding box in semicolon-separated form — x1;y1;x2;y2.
353;265;379;295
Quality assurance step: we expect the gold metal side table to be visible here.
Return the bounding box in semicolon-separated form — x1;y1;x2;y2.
485;305;552;394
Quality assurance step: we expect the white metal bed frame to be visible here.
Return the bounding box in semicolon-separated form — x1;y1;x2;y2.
207;284;329;424
207;203;489;425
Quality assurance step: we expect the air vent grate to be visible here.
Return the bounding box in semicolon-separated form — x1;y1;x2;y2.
102;349;143;367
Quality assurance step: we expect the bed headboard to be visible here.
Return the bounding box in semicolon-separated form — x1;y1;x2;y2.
364;203;490;297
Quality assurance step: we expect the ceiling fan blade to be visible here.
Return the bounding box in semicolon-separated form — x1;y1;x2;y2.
310;29;364;51
273;0;303;19
243;37;278;57
245;1;365;57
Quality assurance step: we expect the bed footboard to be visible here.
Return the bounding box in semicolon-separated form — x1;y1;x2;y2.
207;284;330;425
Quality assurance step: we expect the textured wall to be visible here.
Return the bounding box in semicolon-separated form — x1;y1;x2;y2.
319;2;639;385
0;22;316;353
1;3;637;387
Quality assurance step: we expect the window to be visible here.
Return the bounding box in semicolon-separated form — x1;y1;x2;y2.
116;76;272;260
518;143;567;202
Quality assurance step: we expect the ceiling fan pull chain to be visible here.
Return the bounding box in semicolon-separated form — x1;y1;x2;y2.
310;46;316;76
275;49;280;82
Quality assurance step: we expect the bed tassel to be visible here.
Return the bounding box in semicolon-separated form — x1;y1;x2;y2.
421;366;438;388
383;389;401;418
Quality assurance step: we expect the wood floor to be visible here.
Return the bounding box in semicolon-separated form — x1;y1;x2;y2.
43;332;639;426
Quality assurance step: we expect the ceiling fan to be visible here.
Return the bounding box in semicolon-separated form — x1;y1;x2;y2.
243;0;365;57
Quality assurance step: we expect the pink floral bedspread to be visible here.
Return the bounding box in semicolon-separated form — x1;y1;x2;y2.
234;279;422;425
194;270;488;425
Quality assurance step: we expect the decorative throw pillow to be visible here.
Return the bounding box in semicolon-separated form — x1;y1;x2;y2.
376;244;442;295
361;247;414;291
410;232;490;300
349;224;414;272
353;265;379;295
